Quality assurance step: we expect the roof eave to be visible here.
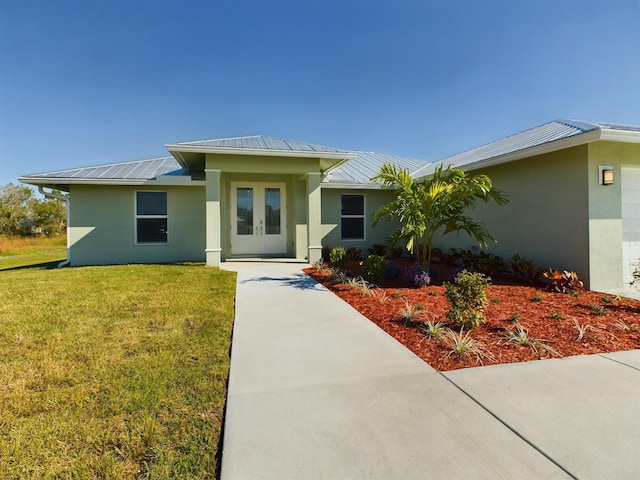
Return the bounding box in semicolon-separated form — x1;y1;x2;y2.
599;128;640;143
320;180;382;190
19;176;202;190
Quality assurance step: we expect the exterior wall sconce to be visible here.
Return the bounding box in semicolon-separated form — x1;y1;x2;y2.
599;166;614;185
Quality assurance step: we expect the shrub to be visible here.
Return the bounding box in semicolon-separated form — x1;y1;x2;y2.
510;253;544;285
444;270;491;329
389;246;405;258
413;270;431;287
321;245;331;262
441;248;474;268
345;247;362;260
402;263;431;287
362;254;387;286
329;246;346;270
384;262;402;281
473;251;509;277
367;243;387;257
543;268;584;294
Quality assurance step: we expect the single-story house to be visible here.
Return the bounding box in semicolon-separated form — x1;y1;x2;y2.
19;119;640;292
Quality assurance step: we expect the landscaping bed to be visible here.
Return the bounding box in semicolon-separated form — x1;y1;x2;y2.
304;260;640;371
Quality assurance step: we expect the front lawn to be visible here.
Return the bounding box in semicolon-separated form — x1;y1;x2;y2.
0;260;236;478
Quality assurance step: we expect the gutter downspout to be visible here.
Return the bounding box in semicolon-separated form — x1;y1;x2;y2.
38;186;71;268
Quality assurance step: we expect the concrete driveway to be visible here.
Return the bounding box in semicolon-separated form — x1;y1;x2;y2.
220;261;640;480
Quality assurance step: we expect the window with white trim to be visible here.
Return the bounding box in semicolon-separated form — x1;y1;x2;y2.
136;191;168;244
341;194;365;240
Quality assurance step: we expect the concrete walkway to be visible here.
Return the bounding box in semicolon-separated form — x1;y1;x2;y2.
220;262;640;480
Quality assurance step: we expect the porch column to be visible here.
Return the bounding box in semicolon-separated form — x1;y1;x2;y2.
205;168;222;266
306;172;322;264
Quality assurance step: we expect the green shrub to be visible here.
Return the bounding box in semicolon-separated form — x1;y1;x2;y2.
367;243;387;257
321;245;331;262
362;254;387;285
473;251;509;277
329;246;346;270
444;270;491;329
510;253;544;285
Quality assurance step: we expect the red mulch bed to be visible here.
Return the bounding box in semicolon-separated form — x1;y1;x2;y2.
304;260;640;371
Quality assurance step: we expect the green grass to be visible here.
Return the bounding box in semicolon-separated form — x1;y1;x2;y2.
0;257;236;478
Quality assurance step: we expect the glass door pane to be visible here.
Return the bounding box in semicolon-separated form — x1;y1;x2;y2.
236;187;253;235
264;188;281;235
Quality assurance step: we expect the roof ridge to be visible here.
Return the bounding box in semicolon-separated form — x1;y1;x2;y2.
556;119;601;132
176;134;263;144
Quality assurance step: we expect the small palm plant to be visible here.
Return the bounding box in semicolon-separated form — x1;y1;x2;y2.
371;162;508;271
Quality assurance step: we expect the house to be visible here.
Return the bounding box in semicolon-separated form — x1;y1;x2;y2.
19;135;426;268
19;120;640;292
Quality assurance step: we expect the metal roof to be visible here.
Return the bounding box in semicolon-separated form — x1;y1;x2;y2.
175;135;351;154
411;119;640;178
20;121;638;189
20;157;184;181
325;151;429;185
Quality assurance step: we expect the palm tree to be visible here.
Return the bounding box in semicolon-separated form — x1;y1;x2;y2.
371;162;508;271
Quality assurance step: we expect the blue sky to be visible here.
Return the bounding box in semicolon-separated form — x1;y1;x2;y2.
1;0;639;188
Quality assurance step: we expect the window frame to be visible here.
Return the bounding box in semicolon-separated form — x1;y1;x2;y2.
135;191;169;245
340;193;366;241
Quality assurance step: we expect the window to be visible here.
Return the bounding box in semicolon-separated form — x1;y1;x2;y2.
136;192;168;244
341;194;365;240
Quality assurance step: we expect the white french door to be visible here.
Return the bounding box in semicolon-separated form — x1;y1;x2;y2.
231;182;286;255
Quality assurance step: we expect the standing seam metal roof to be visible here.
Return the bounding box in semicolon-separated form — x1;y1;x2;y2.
20;157;183;180
411;120;595;178
325;151;429;184
410;119;640;178
175;135;351;154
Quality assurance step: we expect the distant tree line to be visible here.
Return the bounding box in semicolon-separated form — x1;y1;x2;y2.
0;183;67;237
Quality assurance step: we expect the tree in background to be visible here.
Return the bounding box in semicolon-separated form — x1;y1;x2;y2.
371;162;508;271
0;183;67;237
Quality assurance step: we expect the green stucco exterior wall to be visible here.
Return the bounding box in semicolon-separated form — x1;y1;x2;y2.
68;185;206;266
437;140;640;291
438;145;592;285
320;188;398;252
